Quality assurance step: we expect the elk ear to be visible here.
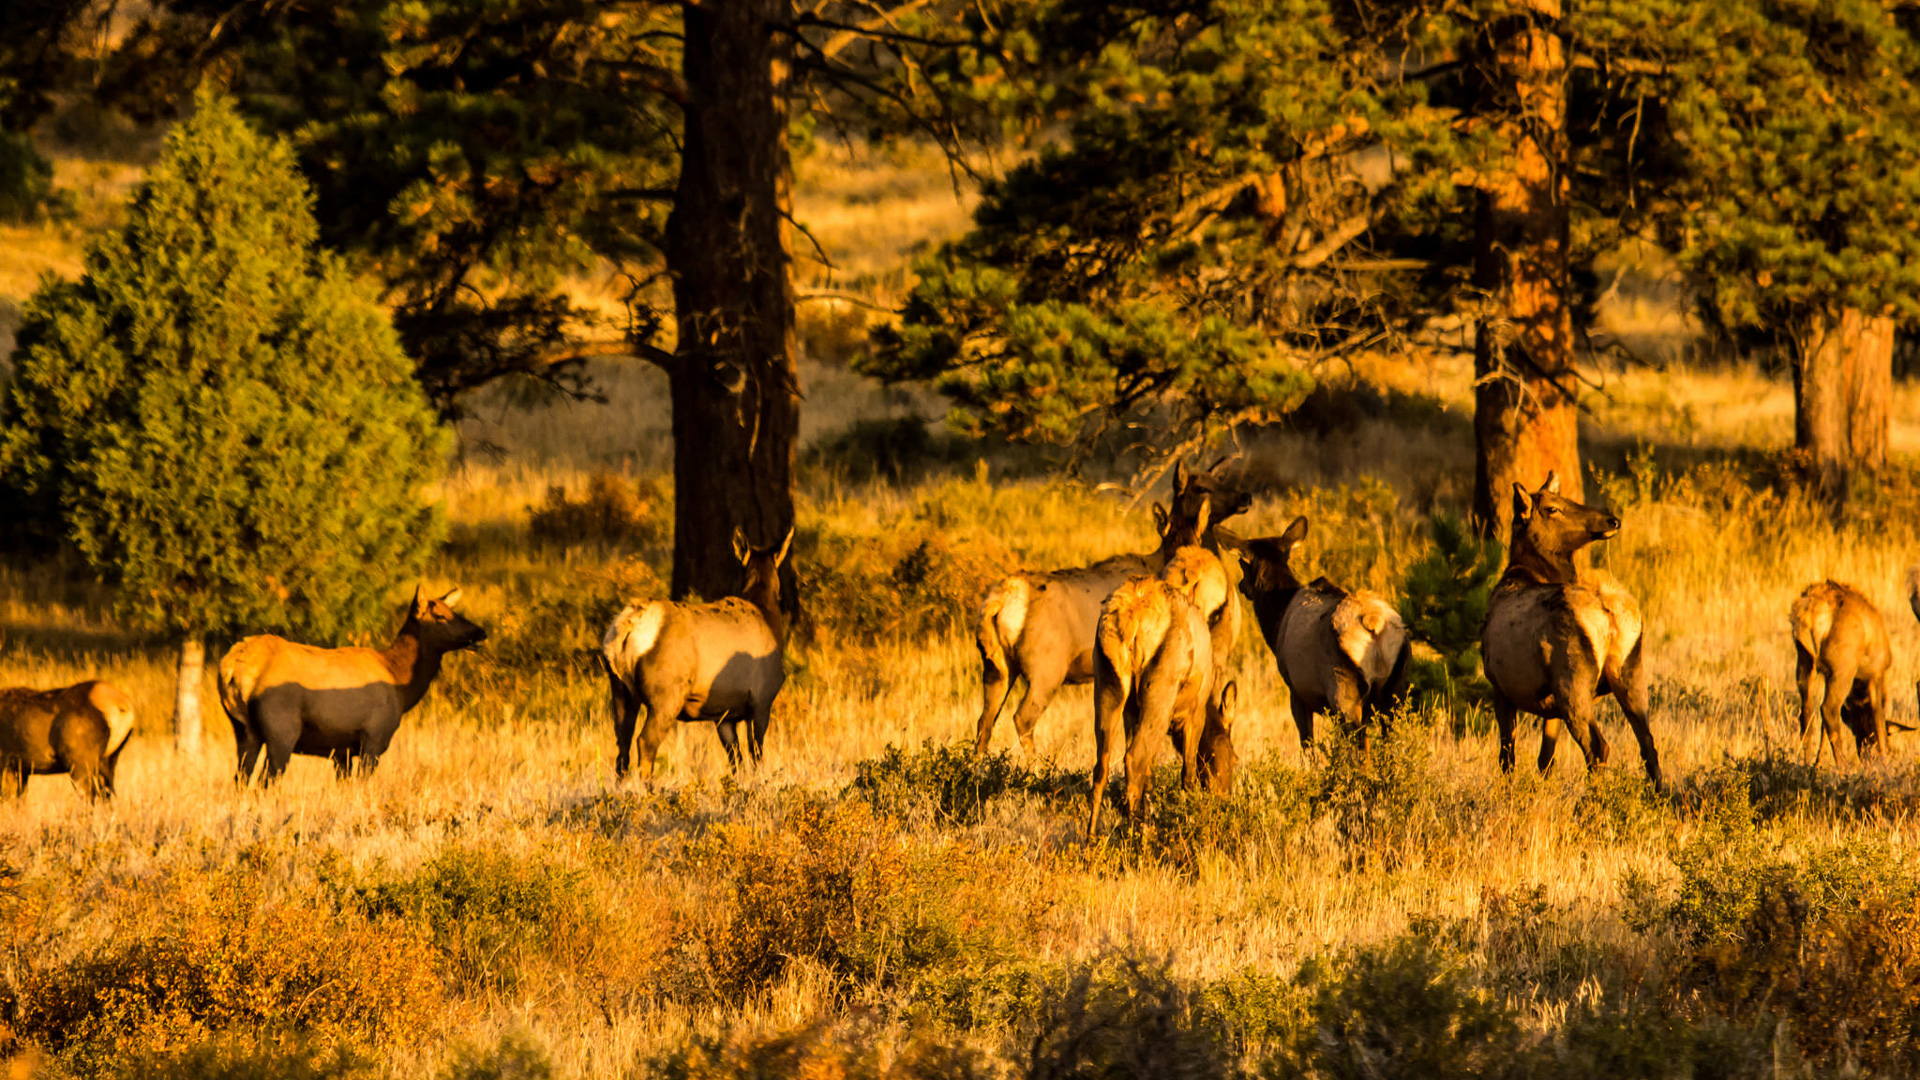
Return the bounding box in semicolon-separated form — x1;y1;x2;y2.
1512;482;1534;522
1152;502;1169;536
1542;471;1561;495
1174;459;1191;493
732;527;751;566
410;583;427;613
440;587;463;608
1216;681;1237;729
775;525;795;567
1280;515;1309;546
1195;495;1212;537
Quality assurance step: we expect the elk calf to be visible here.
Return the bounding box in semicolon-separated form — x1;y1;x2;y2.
0;681;135;800
1481;474;1661;789
220;586;487;785
1791;581;1893;764
976;460;1249;755
602;528;792;780
1237;516;1409;751
1085;532;1239;839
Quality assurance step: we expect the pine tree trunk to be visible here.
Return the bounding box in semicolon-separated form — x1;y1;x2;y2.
174;636;204;755
664;0;799;611
1794;306;1892;497
1470;2;1581;539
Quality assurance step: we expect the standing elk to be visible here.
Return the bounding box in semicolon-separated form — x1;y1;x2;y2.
1086;512;1239;839
1237;516;1410;751
219;586;488;785
1790;581;1893;763
602;527;792;781
976;460;1249;755
0;680;135;800
1482;474;1661;789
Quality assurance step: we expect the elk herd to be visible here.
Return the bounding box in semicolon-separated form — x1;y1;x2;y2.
4;462;1920;833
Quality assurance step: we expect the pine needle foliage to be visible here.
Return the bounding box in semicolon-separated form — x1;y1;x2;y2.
1397;512;1501;706
0;93;447;642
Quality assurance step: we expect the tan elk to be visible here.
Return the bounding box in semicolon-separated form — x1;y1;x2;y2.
602;527;792;781
1790;581;1893;764
976;460;1249;755
1237;516;1410;751
220;586;488;784
1482;474;1662;789
0;680;136;800
1085;523;1239;839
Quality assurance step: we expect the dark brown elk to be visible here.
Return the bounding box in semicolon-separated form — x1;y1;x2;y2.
975;460;1249;755
1790;581;1893;763
219;586;488;785
0;681;135;800
1481;474;1661;789
1236;516;1410;751
602;528;792;780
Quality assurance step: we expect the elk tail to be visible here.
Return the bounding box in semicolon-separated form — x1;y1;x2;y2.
216;637;269;725
1789;588;1832;659
602;602;667;695
978;577;1030;684
87;682;137;755
1335;594;1406;689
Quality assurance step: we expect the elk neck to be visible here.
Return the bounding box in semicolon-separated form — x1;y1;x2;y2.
1247;560;1306;640
379;626;447;713
742;571;788;646
1502;536;1582;587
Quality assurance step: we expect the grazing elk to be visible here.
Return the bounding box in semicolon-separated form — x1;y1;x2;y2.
976;460;1249;755
1790;581;1894;764
1482;474;1662;789
220;586;487;785
1237;516;1410;751
1085;524;1239;839
0;681;135;800
602;528;792;781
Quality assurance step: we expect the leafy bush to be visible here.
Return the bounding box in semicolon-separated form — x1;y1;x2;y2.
108;1039;376;1080
1024;955;1241;1080
15;871;441;1067
1312;723;1457;869
1113;760;1314;877
439;1030;553;1080
799;526;1011;644
852;740;1081;825
0;132;60;223
653;1018;993;1080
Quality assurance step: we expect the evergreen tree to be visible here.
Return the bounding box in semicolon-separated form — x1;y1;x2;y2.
0;93;448;751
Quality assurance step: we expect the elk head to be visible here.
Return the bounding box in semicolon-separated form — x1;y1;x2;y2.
1507;473;1620;585
1198;680;1238;792
405;586;488;654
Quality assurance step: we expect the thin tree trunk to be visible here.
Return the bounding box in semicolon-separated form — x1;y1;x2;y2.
174;635;204;755
1470;2;1581;539
665;0;800;613
1795;306;1892;498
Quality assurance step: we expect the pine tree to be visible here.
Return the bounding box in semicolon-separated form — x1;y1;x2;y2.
0;93;448;752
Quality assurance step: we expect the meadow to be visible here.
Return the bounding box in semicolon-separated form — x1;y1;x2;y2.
11;139;1920;1079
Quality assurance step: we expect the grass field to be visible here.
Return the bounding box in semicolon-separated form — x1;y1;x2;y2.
10;137;1920;1079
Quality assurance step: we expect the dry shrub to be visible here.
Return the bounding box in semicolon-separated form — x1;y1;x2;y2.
13;869;441;1066
799;527;1011;645
689;798;1051;1005
527;471;668;550
652;1018;992;1080
107;1038;376;1080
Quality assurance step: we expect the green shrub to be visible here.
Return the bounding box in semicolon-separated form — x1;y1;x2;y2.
799;526;1010;644
1024;954;1239;1080
1112;760;1314;877
439;1030;553;1080
527;471;669;552
0;132;60;223
653;1018;994;1080
1396;512;1500;722
1312;723;1455;868
803;417;969;484
108;1039;376;1080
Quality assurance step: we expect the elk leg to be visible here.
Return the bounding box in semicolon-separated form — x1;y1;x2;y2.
330;748;356;779
747;696;773;767
1612;644;1663;790
233;723;264;785
1330;668;1369;754
975;650;1017;755
1085;674;1129;840
1289;698;1316;750
1796;646;1828;766
610;673;640;780
1538;716;1564;773
1371;643;1413;738
261;740;295;787
357;726;395;776
1009;655;1070;758
1493;694;1519;774
1131;671;1180;816
1821;659;1858;767
716;718;745;771
633;697;677;783
1868;674;1890;757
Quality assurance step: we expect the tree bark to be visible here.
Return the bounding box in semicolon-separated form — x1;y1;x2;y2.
664;0;800;613
1470;2;1582;539
175;635;204;755
1794;306;1892;498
